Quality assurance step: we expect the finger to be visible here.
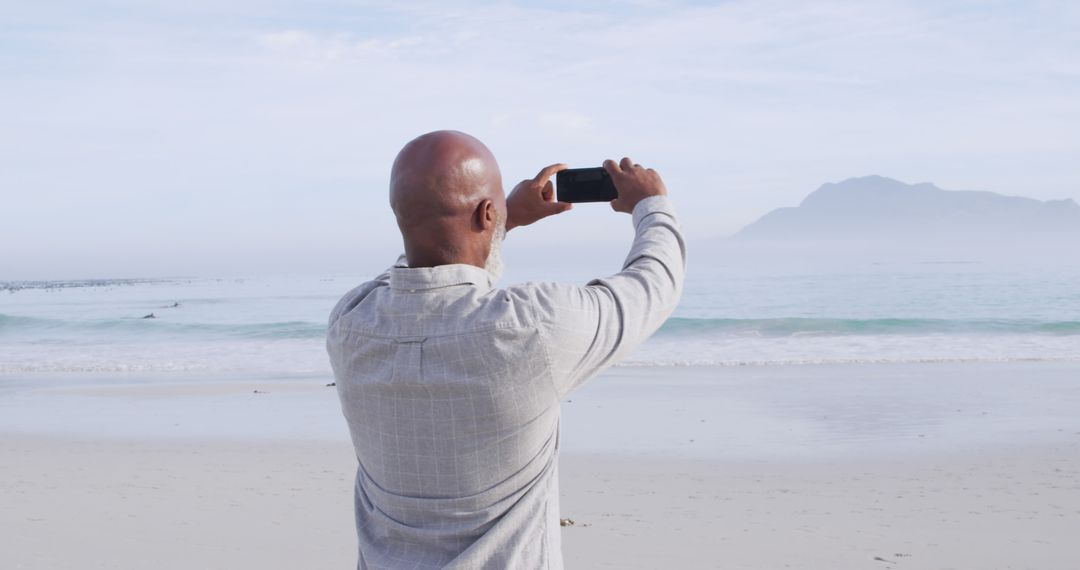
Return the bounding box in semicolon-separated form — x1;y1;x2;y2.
541;180;555;201
534;163;567;183
552;201;572;214
619;157;635;172
603;159;622;176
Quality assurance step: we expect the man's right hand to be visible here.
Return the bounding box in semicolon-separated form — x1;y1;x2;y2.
505;163;572;231
603;157;668;214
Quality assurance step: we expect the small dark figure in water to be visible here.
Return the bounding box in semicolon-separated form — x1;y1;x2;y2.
169;302;181;308
142;313;156;319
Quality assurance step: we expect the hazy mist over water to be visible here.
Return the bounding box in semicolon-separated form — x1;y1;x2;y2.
6;169;1079;377
3;250;1079;376
3;0;1079;378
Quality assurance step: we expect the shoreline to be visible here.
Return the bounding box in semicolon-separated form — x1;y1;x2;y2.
5;355;1080;380
3;360;1080;458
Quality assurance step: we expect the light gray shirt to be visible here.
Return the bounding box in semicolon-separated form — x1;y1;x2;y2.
326;195;686;569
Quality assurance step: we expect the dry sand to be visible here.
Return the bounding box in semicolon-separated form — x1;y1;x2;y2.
3;434;1079;569
3;363;1080;568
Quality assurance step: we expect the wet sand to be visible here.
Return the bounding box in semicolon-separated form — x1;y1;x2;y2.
2;362;1080;569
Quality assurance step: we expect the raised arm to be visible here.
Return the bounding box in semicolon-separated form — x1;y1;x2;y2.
530;158;687;399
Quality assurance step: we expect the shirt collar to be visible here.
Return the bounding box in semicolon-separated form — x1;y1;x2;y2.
389;263;495;292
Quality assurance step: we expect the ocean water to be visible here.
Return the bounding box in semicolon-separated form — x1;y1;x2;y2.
2;260;1079;376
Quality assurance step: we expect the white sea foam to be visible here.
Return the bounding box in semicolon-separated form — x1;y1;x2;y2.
2;265;1079;377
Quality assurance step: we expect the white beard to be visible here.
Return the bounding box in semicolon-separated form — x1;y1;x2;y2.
483;220;506;283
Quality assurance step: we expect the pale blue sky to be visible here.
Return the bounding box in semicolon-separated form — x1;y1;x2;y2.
2;0;1078;278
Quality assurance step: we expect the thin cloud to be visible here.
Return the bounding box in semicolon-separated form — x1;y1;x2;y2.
1;0;1078;278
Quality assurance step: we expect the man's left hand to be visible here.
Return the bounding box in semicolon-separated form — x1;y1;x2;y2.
506;163;572;231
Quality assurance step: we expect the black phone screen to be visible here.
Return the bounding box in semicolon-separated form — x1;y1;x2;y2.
556;167;618;203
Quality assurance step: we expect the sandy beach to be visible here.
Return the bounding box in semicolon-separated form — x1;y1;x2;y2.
7;1;1080;567
3;363;1080;569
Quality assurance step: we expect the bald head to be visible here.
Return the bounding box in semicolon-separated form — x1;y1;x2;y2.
389;130;506;271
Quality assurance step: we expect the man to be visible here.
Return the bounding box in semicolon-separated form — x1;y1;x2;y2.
326;130;686;569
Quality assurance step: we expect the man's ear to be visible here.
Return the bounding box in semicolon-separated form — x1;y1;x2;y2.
475;199;496;231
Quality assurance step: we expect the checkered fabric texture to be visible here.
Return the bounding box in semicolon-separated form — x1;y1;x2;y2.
326;195;686;569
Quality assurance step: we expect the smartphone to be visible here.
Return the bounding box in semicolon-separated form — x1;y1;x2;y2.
556;167;618;203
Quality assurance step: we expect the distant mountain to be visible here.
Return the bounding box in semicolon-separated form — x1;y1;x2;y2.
733;176;1080;246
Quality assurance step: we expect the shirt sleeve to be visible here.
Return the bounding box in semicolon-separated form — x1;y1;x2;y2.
327;253;408;328
529;195;687;399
